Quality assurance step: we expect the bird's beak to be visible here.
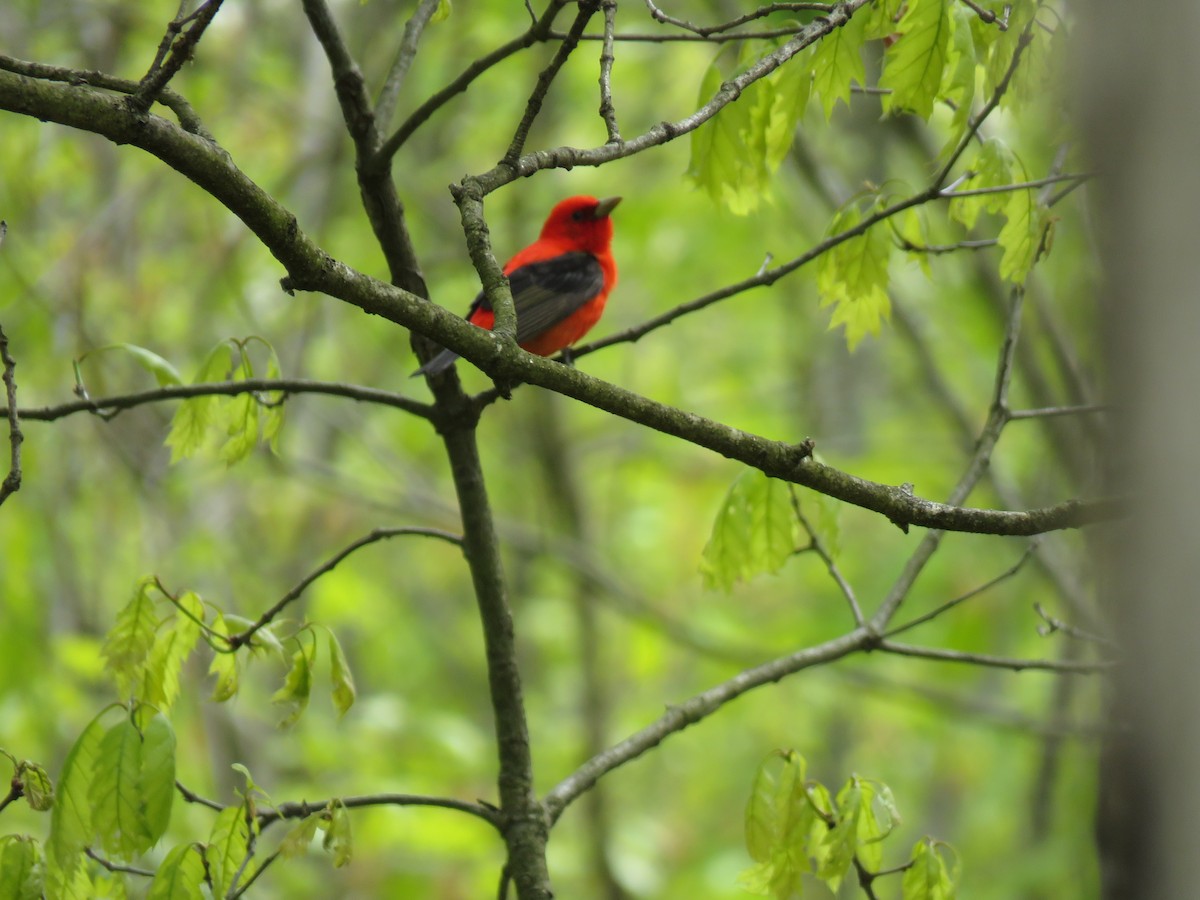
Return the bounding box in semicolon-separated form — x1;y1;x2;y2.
593;196;622;219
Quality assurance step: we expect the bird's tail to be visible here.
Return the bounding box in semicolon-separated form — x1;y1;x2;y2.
410;347;460;377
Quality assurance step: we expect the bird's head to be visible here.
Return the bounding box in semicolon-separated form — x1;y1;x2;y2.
540;195;621;253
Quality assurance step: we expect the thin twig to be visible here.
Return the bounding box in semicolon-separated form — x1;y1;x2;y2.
131;0;225;113
790;487;863;625
1034;603;1116;648
0;321;22;508
940;172;1094;198
375;0;442;130
878;640;1110;673
642;0;834;37
598;0;621;143
884;542;1040;638
503;0;600;165
229;850;280;899
226;527;463;649
85;846;155;877
176;779;225;811
3;378;434;423
958;0;1007;29
1008;403;1109;420
378;0;570;162
258;791;502;830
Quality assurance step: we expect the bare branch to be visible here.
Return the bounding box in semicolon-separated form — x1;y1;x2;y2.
176;779;225;811
884;542;1040;638
3;378;434;423
131;0;225;114
642;0;835;37
503;0;600;165
1008;403;1109;421
259;791;502;831
377;1;570;163
227;527;463;649
598;0;621;143
791;487;863;625
375;0;443;130
85;846;155;877
1034;603;1116;648
878;640;1110;673
0;323;22;509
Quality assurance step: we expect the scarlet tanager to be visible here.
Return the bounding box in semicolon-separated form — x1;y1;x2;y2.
414;194;620;376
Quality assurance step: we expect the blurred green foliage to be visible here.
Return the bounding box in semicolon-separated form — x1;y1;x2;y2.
0;0;1101;896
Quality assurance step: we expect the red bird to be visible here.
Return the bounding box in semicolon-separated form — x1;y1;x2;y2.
414;194;620;376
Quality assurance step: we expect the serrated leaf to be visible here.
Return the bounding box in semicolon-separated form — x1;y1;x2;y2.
863;0;905;39
165;342;234;463
89;717;151;858
880;0;951;119
140;592;203;712
818;779;863;892
219;390;259;465
0;834;44;900
49;709;112;872
18;760;54;811
701;470;799;591
207;613;240;702
902;839;958;900
101;577;161;698
272;640;315;727
812;11;866;118
949;138;1014;229
322;801;353;868
279;814;321;859
147;844;205;900
818;205;892;349
205;806;251;899
938;7;978;147
43;861;93;900
139;713;176;847
328;630;356;717
998;187;1047;284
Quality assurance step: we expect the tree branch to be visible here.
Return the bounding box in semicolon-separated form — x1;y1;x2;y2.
227;526;463;649
877;640;1110;673
0;321;22;508
3;378;433;423
375;0;443;130
258;792;501;830
131;0;226;114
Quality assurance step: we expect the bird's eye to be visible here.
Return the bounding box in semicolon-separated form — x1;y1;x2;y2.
571;209;586;221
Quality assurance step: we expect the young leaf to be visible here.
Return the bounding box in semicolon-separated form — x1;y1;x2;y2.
279;814;322;859
165;341;234;463
140;592;203;712
139;712;177;847
17;760;54;811
818;204;893;349
818;778;863;891
812;11;866;119
205;805;251;899
219;389;259;466
77;343;184;388
147;843;205;900
208;613;240;702
322;800;353;868
327;630;357;717
89;716;152;858
949;138;1013;229
688;59;765;215
48;709;112;872
272;638;316;727
261;344;286;451
0;834;44;900
998;187;1047;284
880;0;952;120
902;838;959;900
701;469;799;591
939;7;978;146
101;577;161;698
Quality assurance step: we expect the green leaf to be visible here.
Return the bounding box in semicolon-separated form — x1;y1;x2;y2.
818;204;892;349
208;613;240;702
321;801;353;868
272;638;315;727
219;389;259;466
880;0;952;119
205;806;251;899
147;844;205;900
327;630;356;717
165;341;234;463
902;838;959;900
89;716;150;857
701;470;799;591
949;138;1013;229
818;778;862;891
261;345;285;451
17;760;54;811
140;592;203;712
101;577;161;698
938;7;978;147
0;835;44;900
279;814;321;859
812;11;866;119
139;713;177;847
430;0;451;24
48;709;112;873
998;186;1048;284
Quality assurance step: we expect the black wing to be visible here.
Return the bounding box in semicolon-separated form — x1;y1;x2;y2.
471;252;605;345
